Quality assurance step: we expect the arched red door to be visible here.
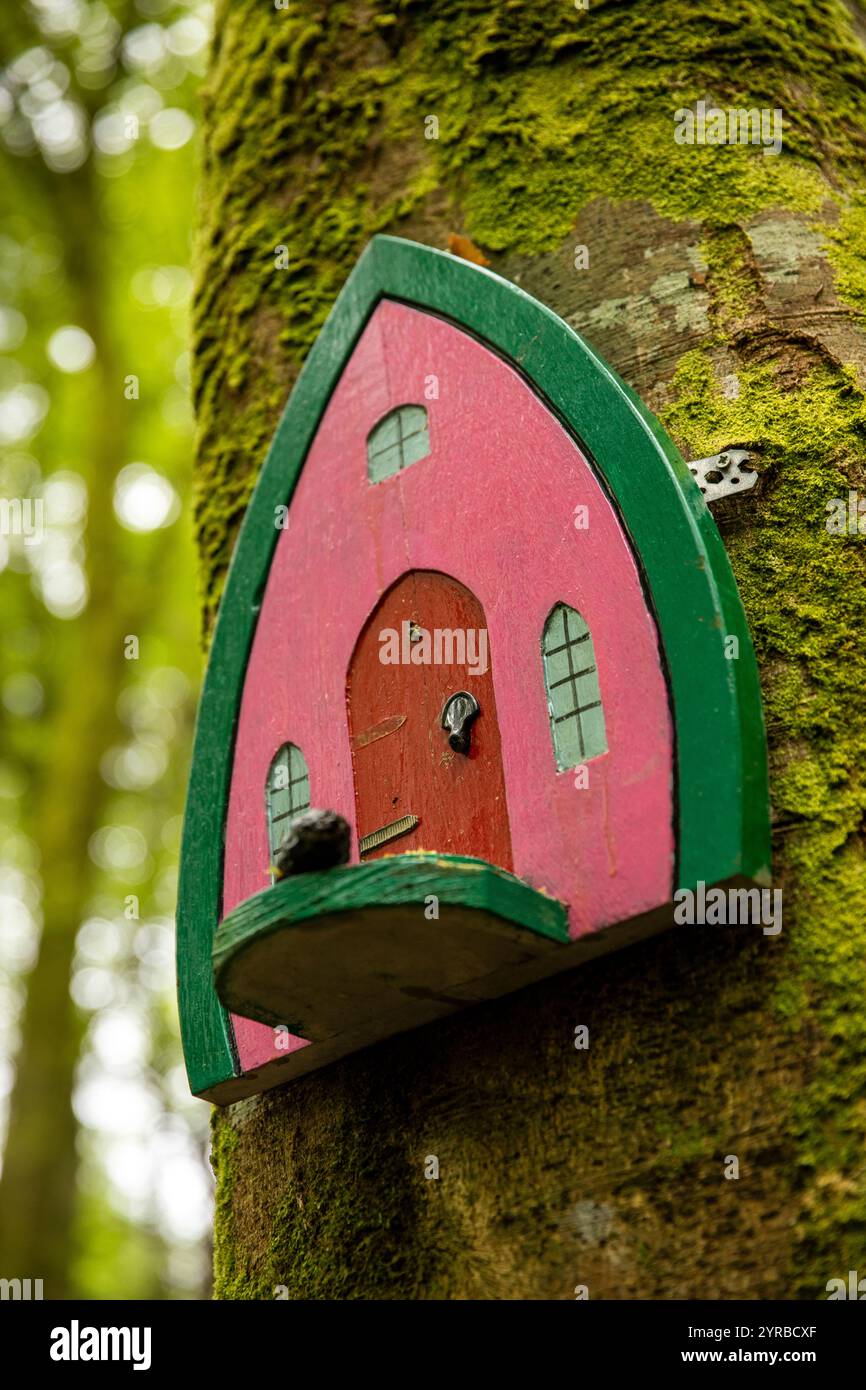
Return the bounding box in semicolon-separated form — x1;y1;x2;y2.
347;570;513;870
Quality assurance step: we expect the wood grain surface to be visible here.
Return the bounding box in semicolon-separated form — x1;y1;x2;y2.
347;571;513;869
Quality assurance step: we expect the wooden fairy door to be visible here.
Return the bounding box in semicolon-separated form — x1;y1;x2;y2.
347;570;513;870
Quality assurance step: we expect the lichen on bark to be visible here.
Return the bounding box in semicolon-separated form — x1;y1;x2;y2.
195;0;866;1298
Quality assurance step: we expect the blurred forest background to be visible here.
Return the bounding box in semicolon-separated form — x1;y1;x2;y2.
0;0;213;1298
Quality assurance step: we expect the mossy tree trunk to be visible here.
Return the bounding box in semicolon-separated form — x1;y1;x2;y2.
196;0;866;1299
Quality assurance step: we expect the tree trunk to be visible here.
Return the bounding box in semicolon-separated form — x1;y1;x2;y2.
0;161;136;1299
196;0;866;1299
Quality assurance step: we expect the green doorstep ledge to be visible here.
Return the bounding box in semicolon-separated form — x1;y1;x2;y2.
212;854;570;1062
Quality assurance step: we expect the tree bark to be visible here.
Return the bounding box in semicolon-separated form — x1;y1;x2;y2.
197;0;866;1299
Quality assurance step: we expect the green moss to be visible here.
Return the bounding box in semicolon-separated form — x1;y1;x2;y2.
701;225;764;332
211;1082;434;1300
663;346;866;1293
210;1110;272;1300
823;196;866;315
193;0;866;635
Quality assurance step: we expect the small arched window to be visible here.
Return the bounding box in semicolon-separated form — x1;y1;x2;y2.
265;743;310;863
542;604;607;771
367;404;429;482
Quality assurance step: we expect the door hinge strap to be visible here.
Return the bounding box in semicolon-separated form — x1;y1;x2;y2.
358;814;419;856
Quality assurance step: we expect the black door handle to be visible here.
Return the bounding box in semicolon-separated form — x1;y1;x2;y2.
441;691;480;755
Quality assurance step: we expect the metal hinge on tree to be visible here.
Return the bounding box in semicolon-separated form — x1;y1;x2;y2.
687;448;758;504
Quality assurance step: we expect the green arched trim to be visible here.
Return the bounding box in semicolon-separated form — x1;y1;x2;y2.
178;235;770;1098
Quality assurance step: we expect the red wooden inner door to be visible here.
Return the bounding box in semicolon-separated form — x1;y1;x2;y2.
347;571;513;870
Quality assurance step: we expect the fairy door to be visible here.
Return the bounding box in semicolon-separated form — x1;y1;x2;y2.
347;570;513;870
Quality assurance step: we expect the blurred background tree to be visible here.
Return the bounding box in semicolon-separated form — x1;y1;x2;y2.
0;0;213;1299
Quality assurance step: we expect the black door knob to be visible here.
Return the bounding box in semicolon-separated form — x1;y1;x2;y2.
441;691;480;755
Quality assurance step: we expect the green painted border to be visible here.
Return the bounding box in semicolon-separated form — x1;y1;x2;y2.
213;853;570;1025
177;235;770;1098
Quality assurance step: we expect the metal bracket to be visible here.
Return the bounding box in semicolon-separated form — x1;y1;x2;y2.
358;814;419;857
687;448;757;504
